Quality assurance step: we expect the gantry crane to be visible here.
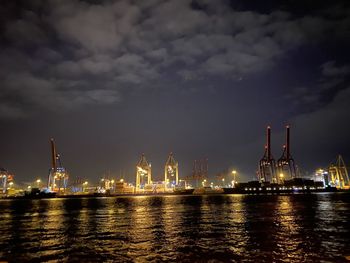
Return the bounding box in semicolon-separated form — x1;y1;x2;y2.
0;167;13;194
328;155;349;189
258;126;277;183
277;125;297;182
136;153;152;190
47;138;68;193
164;152;179;189
191;158;208;187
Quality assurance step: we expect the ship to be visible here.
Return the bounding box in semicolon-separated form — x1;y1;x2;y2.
193;186;224;195
23;188;57;198
173;187;195;195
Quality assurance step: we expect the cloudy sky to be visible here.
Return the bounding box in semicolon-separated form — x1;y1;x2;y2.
0;0;349;184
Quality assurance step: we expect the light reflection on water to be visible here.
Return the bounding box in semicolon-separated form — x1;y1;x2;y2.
0;193;349;262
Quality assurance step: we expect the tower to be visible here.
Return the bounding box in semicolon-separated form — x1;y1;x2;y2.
164;152;179;188
258;126;277;183
136;153;152;190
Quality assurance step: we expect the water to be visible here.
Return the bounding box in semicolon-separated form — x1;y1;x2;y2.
0;193;350;262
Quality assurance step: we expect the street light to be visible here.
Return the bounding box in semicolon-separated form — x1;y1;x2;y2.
279;173;284;184
110;180;115;192
83;181;88;192
232;170;237;187
36;179;41;188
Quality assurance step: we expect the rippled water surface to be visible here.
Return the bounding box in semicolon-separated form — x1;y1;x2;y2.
0;193;350;262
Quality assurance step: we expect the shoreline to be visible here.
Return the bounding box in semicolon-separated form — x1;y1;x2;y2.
2;187;349;200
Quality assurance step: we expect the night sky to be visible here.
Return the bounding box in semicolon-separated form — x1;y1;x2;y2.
0;0;349;185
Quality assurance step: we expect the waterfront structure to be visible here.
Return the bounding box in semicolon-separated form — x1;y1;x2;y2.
100;178;114;192
328;155;349;189
258;126;277;183
277;125;297;181
115;180;134;194
191;159;208;187
164;152;179;189
314;169;329;186
0;168;13;194
136;153;152;191
47;138;69;192
71;176;84;193
3;125;349;196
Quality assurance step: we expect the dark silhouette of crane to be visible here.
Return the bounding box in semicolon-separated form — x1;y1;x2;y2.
258;126;277;183
277;125;297;182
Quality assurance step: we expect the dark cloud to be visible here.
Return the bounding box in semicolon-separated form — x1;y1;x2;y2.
0;0;349;119
288;86;350;174
322;61;350;77
286;61;350;113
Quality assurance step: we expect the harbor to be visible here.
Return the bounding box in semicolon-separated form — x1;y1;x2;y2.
1;126;349;199
1;0;349;262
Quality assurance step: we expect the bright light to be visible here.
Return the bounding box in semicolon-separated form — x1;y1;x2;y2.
279;173;284;178
36;179;41;183
9;182;13;186
83;181;88;185
222;178;225;181
27;185;31;189
111;180;115;184
231;170;237;187
120;179;124;183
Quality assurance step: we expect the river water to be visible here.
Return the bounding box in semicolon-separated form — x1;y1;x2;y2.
0;193;349;262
